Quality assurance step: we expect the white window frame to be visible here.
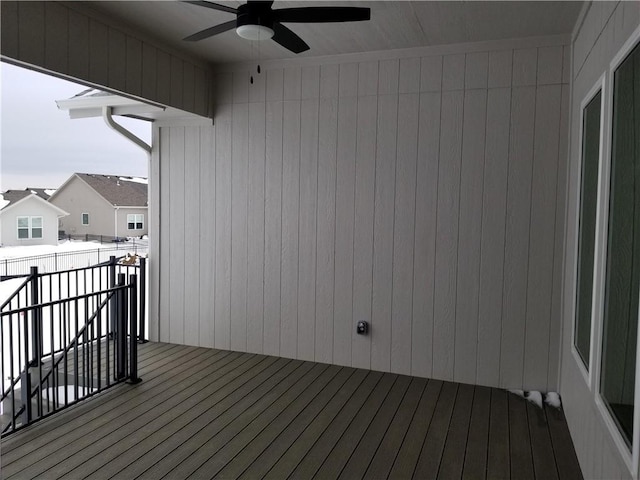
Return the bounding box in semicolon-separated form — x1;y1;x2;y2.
127;214;144;230
81;213;90;226
586;24;640;478
571;75;606;389
16;216;43;240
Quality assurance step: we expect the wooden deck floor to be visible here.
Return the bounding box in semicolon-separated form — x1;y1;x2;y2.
0;342;582;479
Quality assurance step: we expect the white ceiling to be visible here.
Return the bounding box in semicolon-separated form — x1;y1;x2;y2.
87;1;583;65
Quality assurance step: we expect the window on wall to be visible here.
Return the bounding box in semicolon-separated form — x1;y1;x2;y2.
82;213;89;225
127;214;144;230
17;216;43;239
600;41;640;447
575;90;602;370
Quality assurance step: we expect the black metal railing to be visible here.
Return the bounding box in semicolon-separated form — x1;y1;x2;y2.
0;257;145;437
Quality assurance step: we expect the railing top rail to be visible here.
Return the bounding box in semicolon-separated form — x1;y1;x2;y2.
0;274;34;311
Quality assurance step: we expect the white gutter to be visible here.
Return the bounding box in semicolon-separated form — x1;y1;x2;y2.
102;106;151;154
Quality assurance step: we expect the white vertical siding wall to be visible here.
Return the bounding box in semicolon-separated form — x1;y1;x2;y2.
0;1;211;118
154;36;569;392
561;2;640;479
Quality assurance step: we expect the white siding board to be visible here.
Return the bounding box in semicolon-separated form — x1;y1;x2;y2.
141;43;158;103
249;68;266;103
233;70;249;104
512;48;538;86
263;100;284;356
488;50;513;88
149;126;161;342
199;126;215;348
214;105;232;350
465;52;489;89
88;20;108;85
352;95;377;370
420;55;443;92
315;97;338;364
320;64;339;99
1;1;18;60
284;66;302;100
412;91;441;378
302;65;320;99
378;59;400;95
391;93;419;375
108;28;127;93
44;2;68;74
159;128;171;342
500;86;536;388
537;45;564;85
170;56;184;110
333;95;357;367
297;97;320;361
433;90;464;381
372;94;398;373
454;88;487;385
266;69;284;101
168;127;185;345
247;103;266;354
126;36;143;97
184;127;201;346
523;84;561;390
337;63;358;97
156;50;172;106
476;87;510;387
215;72;233;105
357;61;377;96
442;54;465;90
68;10;89;81
399;57;421;93
18;2;44;68
230;103;249;352
182;62;195;114
280;100;301;359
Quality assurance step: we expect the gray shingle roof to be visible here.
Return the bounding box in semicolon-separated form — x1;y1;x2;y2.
76;173;148;207
1;188;51;210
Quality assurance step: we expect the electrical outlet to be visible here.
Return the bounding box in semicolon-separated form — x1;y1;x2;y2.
357;321;369;335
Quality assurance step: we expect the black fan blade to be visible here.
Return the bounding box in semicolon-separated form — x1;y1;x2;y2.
272;22;309;54
247;0;274;7
274;7;370;23
184;19;237;41
183;1;238;15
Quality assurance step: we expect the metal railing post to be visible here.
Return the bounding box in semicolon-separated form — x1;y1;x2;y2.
116;273;127;380
29;267;42;366
128;275;141;383
109;256;116;336
139;257;147;342
20;370;31;425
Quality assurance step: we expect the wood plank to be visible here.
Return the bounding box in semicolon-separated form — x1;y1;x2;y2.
68;9;89;81
413;381;459;478
168;127;185;345
371;94;398;373
162;362;322;478
280;100;301;359
433;91;464;381
454;89;487;385
438;383;475;479
297;97;320;361
523;84;562;391
44;2;68;74
462;386;491;480
311;373;397;479
476;88;510;387
141;43;158;103
125;36;142;97
527;402;559;479
1;0;19;59
315;97;338;364
352;94;377;370
155;50;171;106
547;405;583;479
333;94;357;367
338;375;412;479
247;102;266;354
214;105;232;350
215;366;345;478
170;56;184;109
182;62;195;114
365;377;426;478
500;86;536;388
230;103;249;352
107;28;126;93
412;92;441;378
262;369;371;480
508;392;535;480
183;127;201;346
88;19;108;85
487;388;510;478
18;2;45;67
391;93;419;375
263;100;284;356
239;368;362;479
85;356;294;479
199;126;215;348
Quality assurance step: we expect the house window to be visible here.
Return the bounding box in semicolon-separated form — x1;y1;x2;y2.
600;41;640;447
82;213;89;225
127;214;144;230
17;216;43;239
574;89;602;371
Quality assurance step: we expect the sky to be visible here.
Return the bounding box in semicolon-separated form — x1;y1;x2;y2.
0;62;151;192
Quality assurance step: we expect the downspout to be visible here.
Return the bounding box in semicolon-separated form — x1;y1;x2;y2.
102;106;151;154
115;207;119;240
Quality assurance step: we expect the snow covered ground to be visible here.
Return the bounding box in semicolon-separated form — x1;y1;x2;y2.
0;238;147;260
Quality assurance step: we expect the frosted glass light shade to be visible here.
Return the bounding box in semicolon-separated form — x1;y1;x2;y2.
236;24;274;41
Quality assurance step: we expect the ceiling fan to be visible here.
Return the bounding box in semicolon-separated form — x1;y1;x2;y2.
182;0;371;54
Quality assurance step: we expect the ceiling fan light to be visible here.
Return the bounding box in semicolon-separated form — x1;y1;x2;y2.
236;24;274;41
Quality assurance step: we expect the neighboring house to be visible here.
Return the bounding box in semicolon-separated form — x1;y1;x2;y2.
0;189;68;247
48;173;148;239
